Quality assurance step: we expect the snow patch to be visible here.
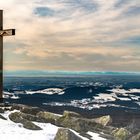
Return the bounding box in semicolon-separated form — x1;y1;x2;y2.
70;129;89;140
87;131;107;140
25;88;64;95
108;88;140;94
3;91;20;99
94;93;117;102
117;97;131;101
135;102;140;106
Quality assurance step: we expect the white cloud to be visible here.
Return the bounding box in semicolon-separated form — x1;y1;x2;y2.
1;0;140;71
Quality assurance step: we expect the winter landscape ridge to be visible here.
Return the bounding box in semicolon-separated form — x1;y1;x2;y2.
2;74;140;140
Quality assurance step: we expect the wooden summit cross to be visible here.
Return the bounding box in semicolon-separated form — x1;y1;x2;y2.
0;10;15;100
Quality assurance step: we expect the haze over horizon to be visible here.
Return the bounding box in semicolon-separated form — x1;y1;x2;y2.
1;0;140;72
4;70;140;77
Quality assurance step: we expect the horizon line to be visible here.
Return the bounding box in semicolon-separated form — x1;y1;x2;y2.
3;70;140;77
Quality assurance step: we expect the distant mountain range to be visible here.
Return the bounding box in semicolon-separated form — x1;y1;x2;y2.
4;70;140;77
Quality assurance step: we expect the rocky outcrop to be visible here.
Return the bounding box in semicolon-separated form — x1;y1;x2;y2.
0;108;4;113
63;111;82;118
0;103;139;140
55;111;87;132
10;104;42;115
20;106;41;115
112;128;131;140
55;111;114;134
94;115;112;126
9;112;42;130
10;104;23;111
37;111;60;124
54;128;83;140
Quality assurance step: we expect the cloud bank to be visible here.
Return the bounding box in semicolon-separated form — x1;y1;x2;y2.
1;0;140;72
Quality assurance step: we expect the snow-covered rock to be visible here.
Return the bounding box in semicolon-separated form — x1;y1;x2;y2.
0;111;58;140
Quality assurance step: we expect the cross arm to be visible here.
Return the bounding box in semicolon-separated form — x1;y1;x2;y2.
0;29;15;36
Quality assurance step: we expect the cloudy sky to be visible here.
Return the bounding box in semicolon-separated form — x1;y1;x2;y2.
1;0;140;72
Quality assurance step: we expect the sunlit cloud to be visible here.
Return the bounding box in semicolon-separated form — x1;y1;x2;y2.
0;0;140;72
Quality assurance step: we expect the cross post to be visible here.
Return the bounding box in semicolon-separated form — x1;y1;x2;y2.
0;10;15;100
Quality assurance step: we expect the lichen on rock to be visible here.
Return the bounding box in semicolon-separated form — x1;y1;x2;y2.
63;111;81;118
54;128;83;140
112;128;131;140
9;112;42;130
94;115;112;126
37;111;60;124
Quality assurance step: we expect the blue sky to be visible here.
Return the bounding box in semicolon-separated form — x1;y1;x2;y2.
1;0;140;72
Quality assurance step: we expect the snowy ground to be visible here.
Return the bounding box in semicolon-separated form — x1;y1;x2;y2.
0;111;107;140
0;111;58;140
87;131;107;140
